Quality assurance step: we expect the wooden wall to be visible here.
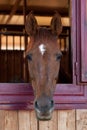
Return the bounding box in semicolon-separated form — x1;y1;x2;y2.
0;51;24;82
0;110;87;130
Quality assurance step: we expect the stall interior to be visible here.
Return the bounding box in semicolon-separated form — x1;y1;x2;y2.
0;0;72;83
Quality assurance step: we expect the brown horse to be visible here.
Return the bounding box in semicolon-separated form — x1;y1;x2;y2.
25;12;62;120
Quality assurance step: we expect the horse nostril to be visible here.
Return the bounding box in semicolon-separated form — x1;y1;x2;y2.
34;101;41;111
34;100;54;110
51;100;54;107
35;101;38;108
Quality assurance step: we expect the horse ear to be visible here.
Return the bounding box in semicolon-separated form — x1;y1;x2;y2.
50;12;62;35
25;12;38;36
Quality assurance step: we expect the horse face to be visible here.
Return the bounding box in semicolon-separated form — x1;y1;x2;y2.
25;12;62;120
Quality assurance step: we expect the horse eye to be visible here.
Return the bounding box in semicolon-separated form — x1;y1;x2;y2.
26;54;32;61
56;53;62;61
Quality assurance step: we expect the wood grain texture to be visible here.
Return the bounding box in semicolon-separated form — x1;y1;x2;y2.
18;110;38;130
47;111;58;130
18;111;30;130
0;0;86;111
30;111;38;130
39;111;58;130
4;111;18;130
76;109;87;130
0;110;5;130
58;110;75;130
0;110;87;130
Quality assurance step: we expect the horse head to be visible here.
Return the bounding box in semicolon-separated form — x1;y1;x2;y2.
25;11;62;120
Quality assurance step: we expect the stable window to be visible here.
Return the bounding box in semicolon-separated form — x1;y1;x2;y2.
0;0;87;110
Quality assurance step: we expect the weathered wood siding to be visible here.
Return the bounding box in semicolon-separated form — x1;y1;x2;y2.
0;110;87;130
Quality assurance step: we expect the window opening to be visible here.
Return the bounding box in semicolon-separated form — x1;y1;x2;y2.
0;0;72;83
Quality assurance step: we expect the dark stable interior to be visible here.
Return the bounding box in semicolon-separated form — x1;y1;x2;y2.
0;0;72;83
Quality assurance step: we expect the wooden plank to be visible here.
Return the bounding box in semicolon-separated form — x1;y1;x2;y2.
58;110;75;130
39;111;58;130
18;110;38;130
47;110;58;130
79;0;87;82
30;111;38;130
0;110;5;130
76;109;87;130
7;51;14;82
18;111;31;130
39;118;49;130
0;52;7;82
14;51;23;81
4;111;18;130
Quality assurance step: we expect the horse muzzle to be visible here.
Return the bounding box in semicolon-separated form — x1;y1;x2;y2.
34;96;54;120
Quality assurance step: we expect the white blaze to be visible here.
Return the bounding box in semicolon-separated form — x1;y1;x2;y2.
39;44;46;55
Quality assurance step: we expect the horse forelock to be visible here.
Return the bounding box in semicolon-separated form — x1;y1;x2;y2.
26;27;58;57
28;27;57;49
35;27;57;41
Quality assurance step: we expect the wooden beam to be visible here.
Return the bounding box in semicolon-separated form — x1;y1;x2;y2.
5;0;22;24
0;5;68;17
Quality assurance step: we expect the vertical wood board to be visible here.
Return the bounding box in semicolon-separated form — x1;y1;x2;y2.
58;110;75;130
18;110;38;130
4;111;18;130
76;109;87;130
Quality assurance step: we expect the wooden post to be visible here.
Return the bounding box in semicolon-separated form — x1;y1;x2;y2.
0;35;1;50
23;0;29;82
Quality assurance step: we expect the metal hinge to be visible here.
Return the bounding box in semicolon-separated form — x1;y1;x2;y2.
74;62;78;76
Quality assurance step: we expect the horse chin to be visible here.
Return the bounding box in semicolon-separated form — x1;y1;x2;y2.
35;110;53;121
